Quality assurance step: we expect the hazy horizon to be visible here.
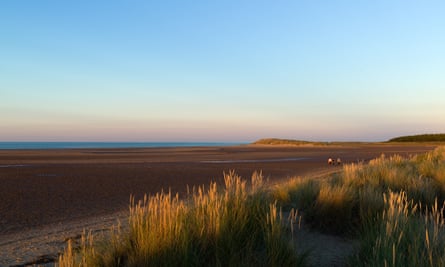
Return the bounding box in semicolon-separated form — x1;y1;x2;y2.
2;1;445;142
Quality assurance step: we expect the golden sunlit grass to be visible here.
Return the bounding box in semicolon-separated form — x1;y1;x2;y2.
273;146;445;266
58;146;445;266
58;171;305;267
351;191;445;267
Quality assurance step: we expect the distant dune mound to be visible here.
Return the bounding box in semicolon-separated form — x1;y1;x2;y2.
388;134;445;142
252;138;327;146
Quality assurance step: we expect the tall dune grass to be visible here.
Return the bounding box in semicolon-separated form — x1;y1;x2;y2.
351;191;445;267
271;177;319;211
272;146;445;233
272;146;445;264
58;171;306;267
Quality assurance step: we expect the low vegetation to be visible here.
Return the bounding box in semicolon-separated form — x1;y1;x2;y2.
58;146;445;266
388;133;445;142
58;171;306;267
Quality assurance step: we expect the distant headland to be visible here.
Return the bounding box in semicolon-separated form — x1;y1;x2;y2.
252;138;328;146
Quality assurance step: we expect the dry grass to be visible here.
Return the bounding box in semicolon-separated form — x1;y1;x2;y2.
58;171;306;267
272;146;445;265
351;191;445;267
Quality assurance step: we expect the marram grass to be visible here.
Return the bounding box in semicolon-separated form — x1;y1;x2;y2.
58;171;306;267
351;191;445;267
272;146;445;265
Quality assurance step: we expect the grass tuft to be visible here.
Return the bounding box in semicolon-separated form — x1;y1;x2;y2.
57;171;306;267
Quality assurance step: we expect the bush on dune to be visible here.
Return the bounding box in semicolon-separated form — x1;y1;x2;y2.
389;133;445;142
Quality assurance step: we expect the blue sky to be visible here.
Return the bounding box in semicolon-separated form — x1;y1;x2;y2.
1;1;444;142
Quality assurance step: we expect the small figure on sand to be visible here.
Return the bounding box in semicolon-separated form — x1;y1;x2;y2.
328;157;342;165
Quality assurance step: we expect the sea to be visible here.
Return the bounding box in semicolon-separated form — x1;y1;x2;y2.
0;142;245;150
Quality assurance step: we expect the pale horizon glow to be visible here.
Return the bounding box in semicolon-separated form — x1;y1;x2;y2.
1;1;445;142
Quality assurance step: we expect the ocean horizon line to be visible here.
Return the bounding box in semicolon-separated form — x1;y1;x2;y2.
0;141;247;150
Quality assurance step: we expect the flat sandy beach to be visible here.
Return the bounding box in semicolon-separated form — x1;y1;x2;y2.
0;143;438;265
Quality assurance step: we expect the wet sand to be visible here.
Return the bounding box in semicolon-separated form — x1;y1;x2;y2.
0;143;436;236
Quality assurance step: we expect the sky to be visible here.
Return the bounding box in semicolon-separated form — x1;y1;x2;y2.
1;1;445;142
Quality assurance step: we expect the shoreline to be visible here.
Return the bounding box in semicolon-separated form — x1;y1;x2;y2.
0;143;438;265
0;142;245;150
0;210;129;267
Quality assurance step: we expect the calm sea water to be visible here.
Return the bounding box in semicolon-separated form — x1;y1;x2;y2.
0;142;244;150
